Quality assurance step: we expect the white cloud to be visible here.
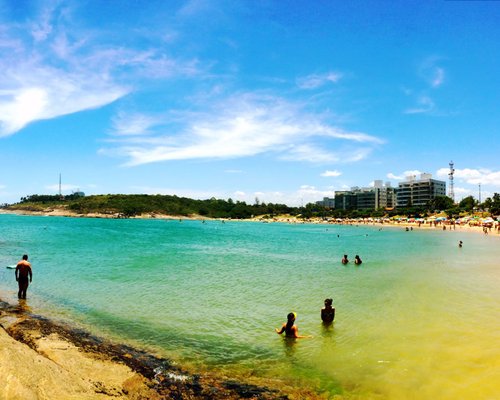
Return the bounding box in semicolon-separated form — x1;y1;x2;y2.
245;186;335;206
296;72;342;90
404;96;435;114
111;112;163;136
126;185;333;207
387;172;402;180
387;170;423;180
432;67;445;88
419;58;446;88
0;4;200;137
0;75;128;137
321;170;342;177
105;94;383;166
436;167;500;186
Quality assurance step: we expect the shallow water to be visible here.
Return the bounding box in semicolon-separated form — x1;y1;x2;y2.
0;214;498;398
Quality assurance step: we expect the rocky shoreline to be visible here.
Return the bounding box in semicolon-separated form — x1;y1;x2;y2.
0;299;295;399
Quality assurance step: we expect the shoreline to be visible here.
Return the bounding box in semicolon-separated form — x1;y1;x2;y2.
0;298;294;399
1;207;498;237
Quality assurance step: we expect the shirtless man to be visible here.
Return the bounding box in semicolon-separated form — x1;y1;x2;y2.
321;298;335;324
15;254;32;299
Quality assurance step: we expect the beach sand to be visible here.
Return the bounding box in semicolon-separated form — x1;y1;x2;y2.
0;300;293;400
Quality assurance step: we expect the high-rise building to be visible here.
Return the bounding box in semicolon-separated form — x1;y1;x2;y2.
316;197;335;208
334;181;396;210
396;173;446;208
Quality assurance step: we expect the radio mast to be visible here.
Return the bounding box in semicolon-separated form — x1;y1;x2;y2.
448;161;455;202
59;173;62;198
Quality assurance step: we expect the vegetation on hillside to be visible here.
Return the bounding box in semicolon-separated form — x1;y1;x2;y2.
4;193;499;219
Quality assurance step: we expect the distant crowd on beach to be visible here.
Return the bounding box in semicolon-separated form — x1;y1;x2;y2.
256;215;500;234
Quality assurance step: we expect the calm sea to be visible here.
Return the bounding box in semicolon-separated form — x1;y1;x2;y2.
0;214;499;399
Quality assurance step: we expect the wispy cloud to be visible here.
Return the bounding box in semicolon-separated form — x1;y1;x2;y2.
431;67;444;88
238;186;336;206
296;72;342;90
111;112;164;136
436;167;500;186
0;3;200;137
321;170;342;177
404;96;435;114
104;94;384;166
420;58;446;88
387;170;423;180
403;58;446;115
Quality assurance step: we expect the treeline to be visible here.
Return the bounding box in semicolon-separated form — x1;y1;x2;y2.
9;193;500;219
14;194;294;219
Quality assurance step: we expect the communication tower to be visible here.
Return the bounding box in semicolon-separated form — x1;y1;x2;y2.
448;161;455;202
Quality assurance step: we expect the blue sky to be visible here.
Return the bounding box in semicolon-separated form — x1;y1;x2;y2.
1;0;499;206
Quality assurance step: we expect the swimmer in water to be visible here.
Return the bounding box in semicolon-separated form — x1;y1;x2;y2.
459;240;463;248
341;254;349;264
275;312;312;338
354;255;362;265
321;298;335;324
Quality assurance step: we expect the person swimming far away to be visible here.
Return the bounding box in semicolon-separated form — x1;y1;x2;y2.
354;255;362;265
275;312;313;338
321;298;335;324
459;240;463;248
341;254;349;264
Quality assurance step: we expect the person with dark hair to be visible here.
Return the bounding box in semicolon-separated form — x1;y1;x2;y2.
354;255;362;265
275;312;312;338
341;254;349;264
15;254;32;299
321;298;335;324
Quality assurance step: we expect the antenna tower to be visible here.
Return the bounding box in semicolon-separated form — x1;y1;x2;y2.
448;161;455;202
59;173;62;198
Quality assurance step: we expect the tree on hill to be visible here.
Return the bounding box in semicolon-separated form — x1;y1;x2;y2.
428;195;454;212
459;196;477;212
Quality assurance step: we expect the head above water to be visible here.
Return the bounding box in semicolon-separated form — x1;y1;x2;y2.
287;312;297;321
324;298;333;306
22;254;28;260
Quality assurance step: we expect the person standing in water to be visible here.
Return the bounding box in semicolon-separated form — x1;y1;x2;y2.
341;254;349;264
321;298;335;324
354;255;362;265
15;254;32;299
275;312;312;338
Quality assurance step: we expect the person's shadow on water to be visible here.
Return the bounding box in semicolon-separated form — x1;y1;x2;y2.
282;336;298;359
321;321;335;339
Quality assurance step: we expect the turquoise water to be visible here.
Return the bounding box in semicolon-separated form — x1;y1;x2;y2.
0;214;499;398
